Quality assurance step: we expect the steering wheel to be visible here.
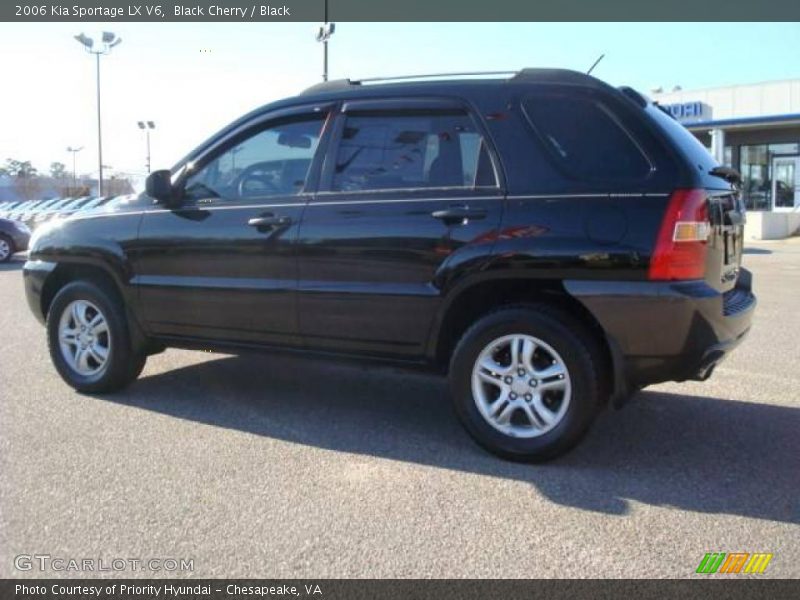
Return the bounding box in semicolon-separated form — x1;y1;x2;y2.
235;161;282;198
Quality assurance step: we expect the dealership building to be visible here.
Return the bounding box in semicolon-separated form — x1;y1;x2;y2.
652;79;800;239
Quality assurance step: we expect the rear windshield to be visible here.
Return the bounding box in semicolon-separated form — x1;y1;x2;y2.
522;94;652;181
645;104;718;173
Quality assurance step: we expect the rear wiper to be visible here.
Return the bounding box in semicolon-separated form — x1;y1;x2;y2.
709;166;742;185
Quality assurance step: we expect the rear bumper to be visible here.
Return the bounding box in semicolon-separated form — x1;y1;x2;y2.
565;268;756;396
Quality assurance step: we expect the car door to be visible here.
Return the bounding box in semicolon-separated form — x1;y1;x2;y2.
132;105;332;347
296;97;505;358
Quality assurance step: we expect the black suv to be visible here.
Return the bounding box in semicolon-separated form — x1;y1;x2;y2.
23;69;755;461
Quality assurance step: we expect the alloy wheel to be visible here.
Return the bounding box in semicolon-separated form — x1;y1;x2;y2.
471;334;571;438
58;299;111;376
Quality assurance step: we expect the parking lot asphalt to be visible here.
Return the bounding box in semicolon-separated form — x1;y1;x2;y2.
1;240;798;579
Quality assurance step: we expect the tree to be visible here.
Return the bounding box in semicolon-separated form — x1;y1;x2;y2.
1;158;40;199
50;162;67;179
3;158;38;178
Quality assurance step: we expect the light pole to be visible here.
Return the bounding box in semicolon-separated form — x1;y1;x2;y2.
137;121;156;174
74;31;122;196
315;0;335;81
66;146;83;194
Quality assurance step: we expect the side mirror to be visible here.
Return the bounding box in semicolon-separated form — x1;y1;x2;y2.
145;170;176;205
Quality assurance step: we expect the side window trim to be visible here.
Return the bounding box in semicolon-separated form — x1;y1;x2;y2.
317;99;504;197
174;103;334;205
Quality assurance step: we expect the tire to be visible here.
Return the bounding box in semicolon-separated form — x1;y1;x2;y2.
449;304;602;462
46;280;146;393
0;234;14;263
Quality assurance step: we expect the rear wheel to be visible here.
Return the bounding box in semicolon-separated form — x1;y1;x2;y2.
46;280;146;393
0;234;14;263
449;305;601;462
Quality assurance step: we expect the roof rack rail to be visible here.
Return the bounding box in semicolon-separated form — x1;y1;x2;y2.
357;70;518;84
301;70;521;95
300;68;592;95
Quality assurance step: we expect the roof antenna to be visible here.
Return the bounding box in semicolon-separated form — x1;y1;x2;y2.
587;53;605;75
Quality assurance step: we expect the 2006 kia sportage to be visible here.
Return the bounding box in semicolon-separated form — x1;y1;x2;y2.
24;69;755;461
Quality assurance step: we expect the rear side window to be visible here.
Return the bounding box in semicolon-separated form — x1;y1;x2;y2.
522;95;651;181
331;112;497;192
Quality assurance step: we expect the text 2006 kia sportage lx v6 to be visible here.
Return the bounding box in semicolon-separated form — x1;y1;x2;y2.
23;69;755;461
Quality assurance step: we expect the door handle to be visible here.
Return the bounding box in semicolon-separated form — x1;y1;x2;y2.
248;215;292;228
431;205;487;225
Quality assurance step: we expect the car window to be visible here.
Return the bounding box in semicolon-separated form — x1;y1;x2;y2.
183;116;325;202
331;112;497;192
646;103;718;172
522;95;651;181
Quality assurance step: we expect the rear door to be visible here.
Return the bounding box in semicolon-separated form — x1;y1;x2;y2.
295;97;505;358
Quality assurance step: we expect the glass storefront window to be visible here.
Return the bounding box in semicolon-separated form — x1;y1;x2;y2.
723;145;733;168
740;144;769;211
737;143;800;211
772;160;796;208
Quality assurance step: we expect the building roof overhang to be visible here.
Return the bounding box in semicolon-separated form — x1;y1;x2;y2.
684;113;800;132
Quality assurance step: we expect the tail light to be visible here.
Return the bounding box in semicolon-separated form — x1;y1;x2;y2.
649;188;709;281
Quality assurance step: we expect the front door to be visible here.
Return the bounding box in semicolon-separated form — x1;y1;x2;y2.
771;155;800;210
295;99;505;358
132;109;330;346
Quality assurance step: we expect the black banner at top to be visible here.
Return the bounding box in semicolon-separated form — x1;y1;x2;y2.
4;0;800;21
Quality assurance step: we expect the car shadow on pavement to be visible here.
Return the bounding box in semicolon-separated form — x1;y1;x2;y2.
108;353;798;525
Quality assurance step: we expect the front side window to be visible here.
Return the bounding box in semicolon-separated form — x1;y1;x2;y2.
331;112;497;192
183;116;325;202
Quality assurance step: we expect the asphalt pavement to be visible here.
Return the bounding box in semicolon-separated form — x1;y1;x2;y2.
1;240;798;578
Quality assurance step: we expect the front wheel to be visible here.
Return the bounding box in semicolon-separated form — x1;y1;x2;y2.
449;305;602;462
46;280;146;393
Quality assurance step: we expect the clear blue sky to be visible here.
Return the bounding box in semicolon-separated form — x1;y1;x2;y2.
1;22;799;185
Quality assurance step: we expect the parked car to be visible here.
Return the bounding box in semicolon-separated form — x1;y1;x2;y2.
34;196;90;225
74;195;115;214
16;198;62;225
31;196;115;226
27;197;74;227
6;200;37;222
23;69;754;461
0;218;30;262
54;196;100;219
0;201;23;219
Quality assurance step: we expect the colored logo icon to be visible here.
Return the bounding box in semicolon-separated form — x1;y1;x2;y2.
696;553;773;574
